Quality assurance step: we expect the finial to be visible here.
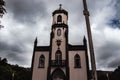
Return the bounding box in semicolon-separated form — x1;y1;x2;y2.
59;4;62;9
83;36;87;46
34;37;38;43
83;36;87;42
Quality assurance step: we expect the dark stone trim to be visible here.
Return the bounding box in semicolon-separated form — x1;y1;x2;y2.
31;38;37;80
74;66;81;68
47;66;51;80
68;44;85;51
35;46;49;51
51;30;54;38
50;60;66;67
65;29;68;66
47;30;53;80
65;28;69;80
52;23;68;29
66;67;69;80
38;66;44;68
52;9;68;16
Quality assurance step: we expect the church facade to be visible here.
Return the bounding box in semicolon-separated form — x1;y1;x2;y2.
31;5;90;80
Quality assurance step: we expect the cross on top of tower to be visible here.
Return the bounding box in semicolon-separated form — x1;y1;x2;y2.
59;4;62;9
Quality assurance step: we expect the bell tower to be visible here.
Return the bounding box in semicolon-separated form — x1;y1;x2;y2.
52;4;68;25
48;4;69;80
51;4;68;60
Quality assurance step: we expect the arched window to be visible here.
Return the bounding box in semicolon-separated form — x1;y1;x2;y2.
57;15;62;22
55;50;62;63
74;54;81;68
39;55;45;68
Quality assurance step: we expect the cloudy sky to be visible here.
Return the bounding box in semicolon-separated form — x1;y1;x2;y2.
0;0;120;71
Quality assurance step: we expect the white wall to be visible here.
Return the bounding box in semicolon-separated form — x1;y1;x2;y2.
32;51;49;80
69;51;88;80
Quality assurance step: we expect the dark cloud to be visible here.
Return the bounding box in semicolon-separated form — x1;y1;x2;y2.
5;0;48;25
0;41;24;53
107;58;120;68
109;19;120;28
108;0;120;29
96;41;120;69
0;40;26;64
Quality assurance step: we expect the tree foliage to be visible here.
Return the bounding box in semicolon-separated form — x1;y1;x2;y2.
0;0;6;29
0;0;6;17
0;58;31;80
110;66;120;80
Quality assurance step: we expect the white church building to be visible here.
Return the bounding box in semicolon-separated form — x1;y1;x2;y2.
31;5;90;80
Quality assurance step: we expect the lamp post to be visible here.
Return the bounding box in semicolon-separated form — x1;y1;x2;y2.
12;72;14;80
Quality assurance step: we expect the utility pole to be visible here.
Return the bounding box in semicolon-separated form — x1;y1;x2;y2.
82;0;97;80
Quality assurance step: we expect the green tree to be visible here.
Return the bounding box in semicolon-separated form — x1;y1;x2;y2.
109;66;120;80
0;58;31;80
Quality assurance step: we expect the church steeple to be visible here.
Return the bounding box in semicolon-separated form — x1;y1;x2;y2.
50;5;68;62
52;4;68;25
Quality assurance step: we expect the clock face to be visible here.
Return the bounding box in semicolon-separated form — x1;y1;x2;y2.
57;29;61;36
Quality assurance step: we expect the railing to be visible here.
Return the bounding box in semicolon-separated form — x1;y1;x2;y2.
51;60;66;67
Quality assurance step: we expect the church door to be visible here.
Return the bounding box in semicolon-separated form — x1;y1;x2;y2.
52;68;65;80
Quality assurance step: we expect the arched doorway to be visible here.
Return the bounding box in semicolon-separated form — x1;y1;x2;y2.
51;68;65;80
